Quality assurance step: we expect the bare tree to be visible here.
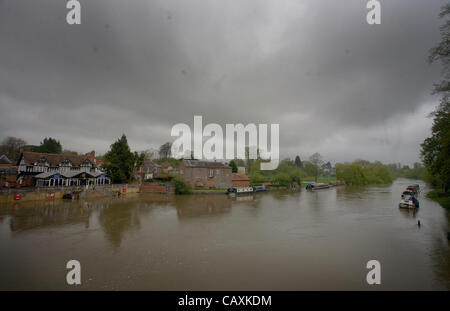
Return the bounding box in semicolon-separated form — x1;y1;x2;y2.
159;142;172;159
0;136;27;163
137;148;158;160
309;152;324;183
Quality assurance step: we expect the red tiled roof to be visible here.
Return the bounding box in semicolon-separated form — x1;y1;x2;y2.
232;173;250;181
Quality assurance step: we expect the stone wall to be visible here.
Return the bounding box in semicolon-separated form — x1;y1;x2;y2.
140;182;174;193
0;184;140;204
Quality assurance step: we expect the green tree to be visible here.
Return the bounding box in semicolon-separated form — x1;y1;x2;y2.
103;134;135;183
134;151;146;170
172;176;191;194
271;173;291;187
302;161;315;178
249;173;268;186
294;155;302;168
336;161;394;185
422;3;450;192
289;170;302;185
277;159;296;174
229;160;238;173
421;102;450;190
270;170;301;187
37;137;62;154
309;153;324;182
335;162;366;185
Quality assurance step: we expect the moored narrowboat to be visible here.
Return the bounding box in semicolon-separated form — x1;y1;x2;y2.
305;183;330;190
227;187;254;194
253;185;267;192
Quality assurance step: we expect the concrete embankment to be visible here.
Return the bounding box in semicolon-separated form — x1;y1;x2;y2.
0;184;140;204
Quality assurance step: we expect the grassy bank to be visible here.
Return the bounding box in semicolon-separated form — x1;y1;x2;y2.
426;189;450;209
190;189;227;194
300;177;336;185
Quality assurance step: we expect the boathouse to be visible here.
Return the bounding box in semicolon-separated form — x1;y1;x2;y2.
33;171;110;187
17;151;110;187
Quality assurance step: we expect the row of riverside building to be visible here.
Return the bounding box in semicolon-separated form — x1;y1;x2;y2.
0;151;110;188
1;151;250;190
134;159;250;189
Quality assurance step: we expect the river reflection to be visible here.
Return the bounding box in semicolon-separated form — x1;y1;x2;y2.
0;179;448;290
174;195;232;219
6;200;94;233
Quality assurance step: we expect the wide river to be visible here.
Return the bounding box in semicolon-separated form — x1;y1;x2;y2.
0;179;448;290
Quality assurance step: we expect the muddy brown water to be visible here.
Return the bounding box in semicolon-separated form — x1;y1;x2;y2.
0;179;448;290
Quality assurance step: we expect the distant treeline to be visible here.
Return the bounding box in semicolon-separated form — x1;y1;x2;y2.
335;160;395;186
387;163;424;180
239;155;421;187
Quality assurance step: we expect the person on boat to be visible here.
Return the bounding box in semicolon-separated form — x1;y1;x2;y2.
411;194;419;208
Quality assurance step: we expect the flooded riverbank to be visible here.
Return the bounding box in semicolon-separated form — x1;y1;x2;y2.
0;179;448;290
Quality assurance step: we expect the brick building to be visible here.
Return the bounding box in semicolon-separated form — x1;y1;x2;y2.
178;160;232;189
161;161;177;175
134;161;162;182
231;173;250;187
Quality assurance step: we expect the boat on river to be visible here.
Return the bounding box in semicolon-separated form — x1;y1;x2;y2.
406;184;420;195
253;185;267;192
399;190;419;209
305;183;330;190
227;187;254;194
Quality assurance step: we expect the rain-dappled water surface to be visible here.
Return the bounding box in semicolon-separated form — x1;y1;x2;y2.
0;179;448;290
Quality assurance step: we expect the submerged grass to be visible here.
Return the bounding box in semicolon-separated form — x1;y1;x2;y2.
427;189;450;209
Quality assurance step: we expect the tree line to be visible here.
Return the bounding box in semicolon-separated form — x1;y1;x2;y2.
0;134;421;188
420;3;450;194
0;136;77;162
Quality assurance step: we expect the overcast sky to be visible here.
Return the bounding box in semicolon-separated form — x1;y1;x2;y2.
0;0;446;165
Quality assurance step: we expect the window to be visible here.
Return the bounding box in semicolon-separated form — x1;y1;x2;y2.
209;169;213;178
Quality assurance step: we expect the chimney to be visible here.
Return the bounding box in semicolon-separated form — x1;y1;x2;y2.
90;150;95;163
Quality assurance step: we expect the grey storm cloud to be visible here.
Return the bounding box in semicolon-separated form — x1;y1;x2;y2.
0;0;445;164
